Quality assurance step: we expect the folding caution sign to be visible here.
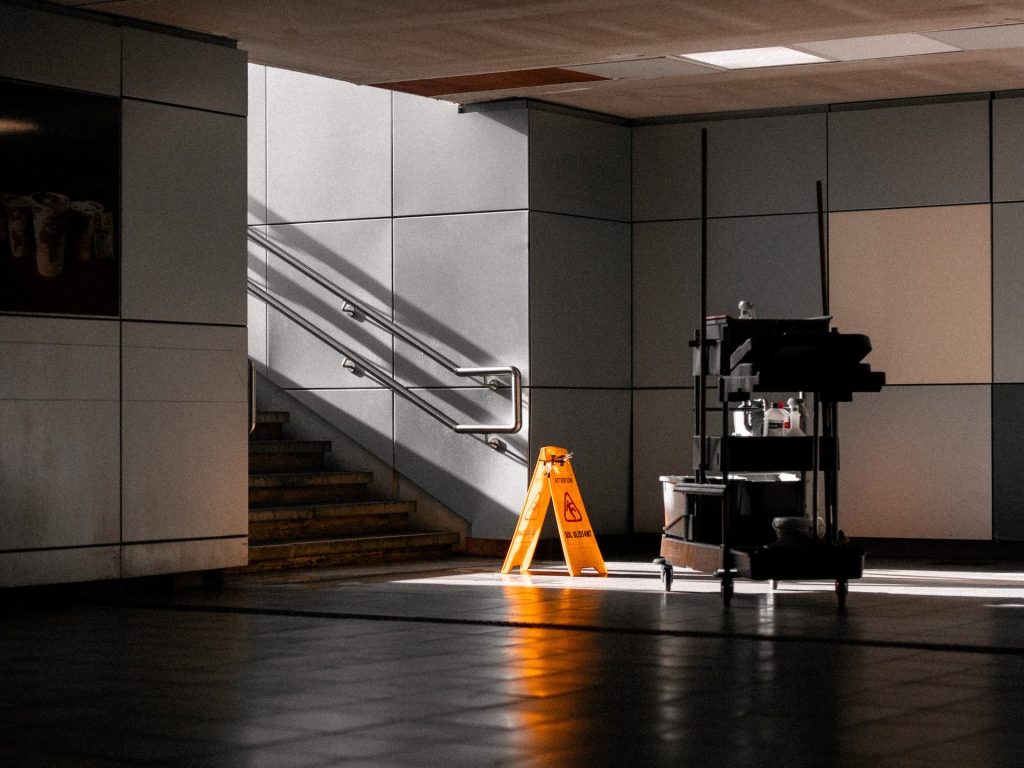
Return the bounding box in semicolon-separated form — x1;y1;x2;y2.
501;446;607;576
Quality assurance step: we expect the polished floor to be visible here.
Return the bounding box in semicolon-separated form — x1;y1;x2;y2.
5;557;1024;767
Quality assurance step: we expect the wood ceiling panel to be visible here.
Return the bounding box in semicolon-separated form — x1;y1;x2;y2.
48;0;1024;117
374;68;605;98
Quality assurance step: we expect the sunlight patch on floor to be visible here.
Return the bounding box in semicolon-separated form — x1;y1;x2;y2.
400;561;1024;600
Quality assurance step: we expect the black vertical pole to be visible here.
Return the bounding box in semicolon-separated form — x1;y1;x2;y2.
697;128;709;484
817;179;829;317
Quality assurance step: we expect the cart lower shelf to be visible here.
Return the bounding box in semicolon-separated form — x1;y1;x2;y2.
658;535;864;608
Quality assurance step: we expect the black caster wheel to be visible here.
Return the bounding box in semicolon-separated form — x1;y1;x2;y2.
836;578;849;609
721;577;734;607
660;564;674;592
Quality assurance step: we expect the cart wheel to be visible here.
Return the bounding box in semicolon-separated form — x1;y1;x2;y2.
836;579;849;609
721;576;734;607
660;564;674;592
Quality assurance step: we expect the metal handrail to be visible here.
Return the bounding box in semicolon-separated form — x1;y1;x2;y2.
248;359;256;435
251;228;487;375
246;278;523;435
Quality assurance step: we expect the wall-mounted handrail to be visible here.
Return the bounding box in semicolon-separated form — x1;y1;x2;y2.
247;278;523;435
248;358;256;435
250;228;484;376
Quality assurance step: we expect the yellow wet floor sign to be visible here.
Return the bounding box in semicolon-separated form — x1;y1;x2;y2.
501;446;607;577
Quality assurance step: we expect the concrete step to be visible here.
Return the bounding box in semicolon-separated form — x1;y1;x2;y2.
239;531;461;572
248;440;332;473
250;411;289;440
249;470;373;506
249;500;414;543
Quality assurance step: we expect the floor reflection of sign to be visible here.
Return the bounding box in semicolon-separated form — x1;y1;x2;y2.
501;446;606;577
563;493;583;523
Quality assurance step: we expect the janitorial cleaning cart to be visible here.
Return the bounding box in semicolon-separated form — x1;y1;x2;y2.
655;130;885;608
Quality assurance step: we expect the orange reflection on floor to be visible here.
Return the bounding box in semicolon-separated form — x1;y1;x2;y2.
499;586;610;764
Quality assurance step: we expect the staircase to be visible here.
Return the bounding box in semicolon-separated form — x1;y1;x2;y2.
240;410;460;572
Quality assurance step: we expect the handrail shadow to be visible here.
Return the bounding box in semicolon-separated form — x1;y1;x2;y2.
246;229;523;439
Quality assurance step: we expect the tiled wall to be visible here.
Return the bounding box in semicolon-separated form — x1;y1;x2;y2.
248;69;636;538
528;110;632;535
0;4;248;586
249;68;532;538
249;66;1020;543
632;94;1021;541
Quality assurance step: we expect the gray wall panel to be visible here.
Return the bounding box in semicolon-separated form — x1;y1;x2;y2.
530;110;630;221
122;538;247;577
993;97;1024;202
393;212;529;389
122;28;247;115
994;204;1024;382
828;99;989;211
633;221;699;388
0;317;120;552
265;220;393;390
291;389;395;469
529;388;632;536
122;323;247;543
633;389;694;533
0;4;119;95
994;384;1024;540
122;400;248;541
394;389;529;539
248;231;268;375
708;112;827;217
530;213;631;388
122;100;246;325
0;547;120;588
122;323;247;403
0;318;118;400
0;400;120;550
707;214;823;319
633;113;826;220
840;385;991;539
393;94;528;216
633;123;702;222
248;65;268;225
266;68;391;223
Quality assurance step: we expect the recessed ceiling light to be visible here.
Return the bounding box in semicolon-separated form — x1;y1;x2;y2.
794;33;959;61
679;46;830;69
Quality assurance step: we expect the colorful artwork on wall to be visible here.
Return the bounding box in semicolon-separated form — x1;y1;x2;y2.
0;78;119;316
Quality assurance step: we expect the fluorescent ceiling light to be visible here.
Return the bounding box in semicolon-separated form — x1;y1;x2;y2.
680;46;829;69
567;57;714;79
924;24;1024;50
794;33;959;61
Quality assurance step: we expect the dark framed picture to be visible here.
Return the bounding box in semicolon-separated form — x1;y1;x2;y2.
0;78;120;317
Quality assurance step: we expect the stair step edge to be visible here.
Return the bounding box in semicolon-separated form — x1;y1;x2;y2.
248;440;332;453
251;531;460;550
249;500;415;518
249;471;373;488
255;411;290;424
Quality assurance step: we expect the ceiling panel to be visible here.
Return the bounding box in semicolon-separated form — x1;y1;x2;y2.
46;0;1024;117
